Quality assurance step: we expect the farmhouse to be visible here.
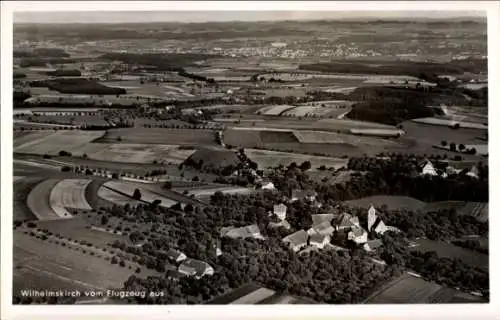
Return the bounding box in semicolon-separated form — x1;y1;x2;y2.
273;204;287;221
220;224;265;240
311;214;335;226
282;230;308;252
178;259;214;279
307;220;335;236
420;160;438;176
363;239;383;252
309;232;331;249
335;213;359;231
466;166;480;179
268;220;291;230
257;181;275;190
290;189;317;202
165;249;187;263
347;227;368;244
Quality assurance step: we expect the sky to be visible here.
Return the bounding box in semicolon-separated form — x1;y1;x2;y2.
14;10;486;24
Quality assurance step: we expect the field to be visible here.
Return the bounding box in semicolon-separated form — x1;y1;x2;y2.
97;187;144;207
349;128;404;137
179;185;253;199
364;274;442;304
14;131;105;154
35;218;128;249
412;239;488;272
49;179;93;217
344;195;426;211
14;177;46;221
96;128;218;146
412;117;487;130
256;105;297;116
423;201;488;222
224;128;405;158
244;148;348;170
27;179;69;220
364;273;483;304
13;231;158;299
18;114;110;127
399;121;487;158
77;143;196;164
14;130;196;164
102;181;178;208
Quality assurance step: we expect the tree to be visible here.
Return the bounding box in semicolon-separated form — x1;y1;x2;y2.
101;215;109;225
163;181;173;189
300;161;312;171
458;144;466;152
132;189;142;200
119;260;126;267
135;267;141;274
111;256;118;264
449;143;457;152
441;140;447;147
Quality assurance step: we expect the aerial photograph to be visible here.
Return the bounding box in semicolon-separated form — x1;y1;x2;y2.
11;10;488;305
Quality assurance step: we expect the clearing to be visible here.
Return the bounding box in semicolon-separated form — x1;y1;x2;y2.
423;201;488;222
244;148;348;170
412;239;488;272
364;273;483;304
344;195;426;211
26;179;68;220
96;128;218;146
49;179;93;217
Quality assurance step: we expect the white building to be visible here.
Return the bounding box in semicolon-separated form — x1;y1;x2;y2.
273;204;287;221
421;160;438;176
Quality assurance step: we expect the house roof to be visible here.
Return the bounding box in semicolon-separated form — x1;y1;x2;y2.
350;226;366;237
365;239;383;250
314;220;334;231
282;230;308;246
179;259;213;277
310;232;329;244
222;224;264;239
349;216;360;226
273;204;287;215
166;248;185;260
336;213;354;227
311;214;335;226
269;220;291;229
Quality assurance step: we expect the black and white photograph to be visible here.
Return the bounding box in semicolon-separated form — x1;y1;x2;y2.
1;1;499;319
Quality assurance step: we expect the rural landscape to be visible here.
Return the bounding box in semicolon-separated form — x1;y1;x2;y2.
12;11;489;305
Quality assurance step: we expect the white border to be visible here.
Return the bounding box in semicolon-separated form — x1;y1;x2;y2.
1;1;499;320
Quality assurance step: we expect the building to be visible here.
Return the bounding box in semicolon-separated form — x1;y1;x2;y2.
282;230;308;252
165;248;187;263
258;181;275;190
220;224;265;240
178;259;214;279
309;232;331;249
311;214;335;226
367;205;377;231
466;166;480;179
347;226;368;244
367;205;390;235
363;239;383;252
420;160;438;176
273;204;287;221
307;220;335;236
268;219;291;230
290;189;317;202
335;213;358;231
